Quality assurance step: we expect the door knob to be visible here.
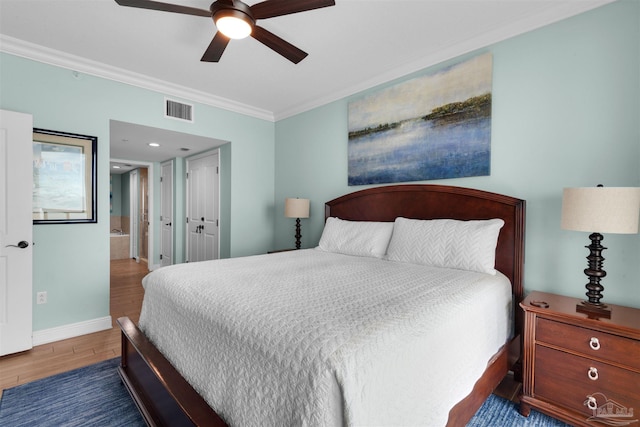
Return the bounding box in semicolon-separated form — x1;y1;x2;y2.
5;240;29;249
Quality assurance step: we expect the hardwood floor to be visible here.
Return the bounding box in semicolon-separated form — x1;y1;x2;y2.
0;257;522;405
0;259;147;398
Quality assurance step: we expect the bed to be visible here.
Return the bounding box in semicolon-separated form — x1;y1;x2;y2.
117;184;525;426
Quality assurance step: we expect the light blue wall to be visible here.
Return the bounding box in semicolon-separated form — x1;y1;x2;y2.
174;158;186;263
0;54;275;331
275;0;640;308
110;174;122;216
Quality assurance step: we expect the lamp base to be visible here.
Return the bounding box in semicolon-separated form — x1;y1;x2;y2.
580;232;609;311
294;218;302;250
576;301;611;319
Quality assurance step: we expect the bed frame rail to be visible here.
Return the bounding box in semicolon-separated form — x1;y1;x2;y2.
118;317;227;427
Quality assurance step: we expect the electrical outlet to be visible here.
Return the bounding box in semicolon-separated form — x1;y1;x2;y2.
37;291;47;304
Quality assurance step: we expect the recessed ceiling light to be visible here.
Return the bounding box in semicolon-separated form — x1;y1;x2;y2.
112;165;121;169
148;142;160;147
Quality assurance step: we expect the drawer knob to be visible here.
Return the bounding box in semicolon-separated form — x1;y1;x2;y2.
589;337;601;350
585;396;598;410
588;367;599;381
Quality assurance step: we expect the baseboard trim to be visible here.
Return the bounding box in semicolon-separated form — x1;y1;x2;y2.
32;316;113;346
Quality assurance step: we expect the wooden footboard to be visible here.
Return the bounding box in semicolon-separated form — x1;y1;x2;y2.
117;317;227;427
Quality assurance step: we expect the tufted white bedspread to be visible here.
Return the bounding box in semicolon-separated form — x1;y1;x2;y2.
139;249;512;427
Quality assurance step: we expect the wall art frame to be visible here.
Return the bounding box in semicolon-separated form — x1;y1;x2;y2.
347;53;493;186
33;128;98;224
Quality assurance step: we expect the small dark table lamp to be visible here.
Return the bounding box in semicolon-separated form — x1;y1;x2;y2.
561;185;640;318
285;198;310;249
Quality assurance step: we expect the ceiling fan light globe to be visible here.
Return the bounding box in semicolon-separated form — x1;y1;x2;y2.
214;10;253;39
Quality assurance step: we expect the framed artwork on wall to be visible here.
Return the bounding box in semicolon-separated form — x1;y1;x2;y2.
32;128;97;224
348;52;493;186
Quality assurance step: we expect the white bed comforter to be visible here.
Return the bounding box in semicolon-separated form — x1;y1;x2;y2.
139;249;512;427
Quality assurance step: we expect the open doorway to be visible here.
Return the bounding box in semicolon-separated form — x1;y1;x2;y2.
110;161;152;269
129;166;150;263
109;120;229;268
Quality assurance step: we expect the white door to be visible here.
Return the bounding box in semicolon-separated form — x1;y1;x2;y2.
160;161;173;267
129;169;139;261
186;151;219;262
0;110;33;356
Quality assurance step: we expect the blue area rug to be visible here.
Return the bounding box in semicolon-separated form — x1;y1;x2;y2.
0;358;144;427
1;357;569;426
467;394;571;427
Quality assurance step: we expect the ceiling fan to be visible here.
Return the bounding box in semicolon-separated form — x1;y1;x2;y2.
114;0;335;64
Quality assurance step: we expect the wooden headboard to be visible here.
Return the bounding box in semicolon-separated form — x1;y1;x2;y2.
325;184;526;303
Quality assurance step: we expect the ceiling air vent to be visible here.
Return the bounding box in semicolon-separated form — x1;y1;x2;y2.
165;98;194;123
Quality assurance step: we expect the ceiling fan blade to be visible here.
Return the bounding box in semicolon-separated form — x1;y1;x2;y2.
114;0;211;17
201;32;231;62
251;25;308;64
250;0;335;20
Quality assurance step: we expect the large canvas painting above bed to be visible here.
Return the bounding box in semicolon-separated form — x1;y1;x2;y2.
347;53;493;186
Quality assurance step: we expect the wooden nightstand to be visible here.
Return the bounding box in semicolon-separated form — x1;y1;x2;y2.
520;291;640;426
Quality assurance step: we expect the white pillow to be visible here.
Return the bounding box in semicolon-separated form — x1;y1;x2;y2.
318;217;394;258
385;217;505;274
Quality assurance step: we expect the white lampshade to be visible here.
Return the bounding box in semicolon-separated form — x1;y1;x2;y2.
214;10;253;39
285;198;310;219
561;187;640;234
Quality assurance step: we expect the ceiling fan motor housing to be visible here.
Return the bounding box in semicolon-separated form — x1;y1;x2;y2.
211;1;255;25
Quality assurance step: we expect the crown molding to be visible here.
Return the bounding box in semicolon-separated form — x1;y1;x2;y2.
1;0;616;123
274;0;616;121
0;35;275;122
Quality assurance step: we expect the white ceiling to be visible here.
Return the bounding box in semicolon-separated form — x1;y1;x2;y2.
0;0;615;170
109;120;227;173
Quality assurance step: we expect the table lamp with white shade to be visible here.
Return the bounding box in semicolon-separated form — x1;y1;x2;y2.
561;185;640;318
285;198;310;249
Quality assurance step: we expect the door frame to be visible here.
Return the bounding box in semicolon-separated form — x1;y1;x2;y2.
160;160;174;267
111;158;155;269
129;168;139;261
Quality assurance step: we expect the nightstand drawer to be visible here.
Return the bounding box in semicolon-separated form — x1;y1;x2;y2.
536;317;640;370
534;345;640;418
